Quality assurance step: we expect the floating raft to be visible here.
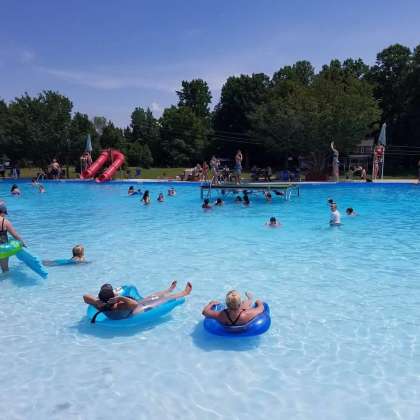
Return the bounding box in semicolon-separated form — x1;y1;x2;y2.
200;181;299;200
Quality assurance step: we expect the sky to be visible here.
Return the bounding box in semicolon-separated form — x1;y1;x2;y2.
1;0;419;127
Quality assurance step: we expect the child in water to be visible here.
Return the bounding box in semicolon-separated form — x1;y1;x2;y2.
128;186;140;196
11;184;21;195
264;191;272;202
168;187;176;196
243;193;250;206
142;190;151;205
266;216;280;227
71;245;85;262
38;184;46;193
346;207;356;216
214;198;224;206
157;193;165;202
202;198;212;209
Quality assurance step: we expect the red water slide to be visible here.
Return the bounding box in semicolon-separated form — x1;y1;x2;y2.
80;149;125;182
96;149;125;182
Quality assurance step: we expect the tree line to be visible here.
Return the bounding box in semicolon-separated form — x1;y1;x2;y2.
0;43;419;174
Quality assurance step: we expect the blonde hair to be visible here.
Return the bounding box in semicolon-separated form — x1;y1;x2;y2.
72;245;84;258
226;290;241;310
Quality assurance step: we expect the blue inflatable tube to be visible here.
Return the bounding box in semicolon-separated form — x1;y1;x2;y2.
203;303;271;337
87;285;185;327
16;249;48;279
42;259;90;267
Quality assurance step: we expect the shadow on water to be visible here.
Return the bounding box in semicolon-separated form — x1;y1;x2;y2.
190;322;261;352
8;266;41;287
71;314;174;339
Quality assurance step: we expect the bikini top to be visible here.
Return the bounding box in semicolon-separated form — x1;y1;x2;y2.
224;309;246;326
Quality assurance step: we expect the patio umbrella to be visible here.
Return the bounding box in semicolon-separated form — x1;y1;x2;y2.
85;134;93;153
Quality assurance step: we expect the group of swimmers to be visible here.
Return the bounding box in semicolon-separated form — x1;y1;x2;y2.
84;280;264;328
328;198;356;226
10;179;46;196
128;186;176;204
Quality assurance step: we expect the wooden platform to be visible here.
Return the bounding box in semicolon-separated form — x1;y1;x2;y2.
200;181;299;200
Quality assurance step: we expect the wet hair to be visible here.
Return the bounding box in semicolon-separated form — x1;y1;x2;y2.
235;196;242;202
98;284;114;303
226;290;241;310
11;184;18;191
327;198;334;204
128;186;134;190
243;194;250;204
270;217;276;223
266;192;272;198
346;207;354;215
203;198;209;205
216;198;223;205
142;190;150;200
72;245;84;257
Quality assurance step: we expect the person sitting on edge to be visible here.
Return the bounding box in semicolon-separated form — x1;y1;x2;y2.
11;184;21;195
202;198;212;209
0;202;26;273
266;216;280;227
215;198;224;206
330;202;341;226
202;290;264;326
346;207;356;216
264;191;272;202
83;281;192;320
234;195;242;203
142;190;151;205
168;187;176;196
243;192;250;206
157;193;165;202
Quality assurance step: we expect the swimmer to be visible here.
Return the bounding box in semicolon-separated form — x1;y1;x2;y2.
274;190;284;196
346;207;356;216
329;202;341;226
327;198;334;205
202;198;212;209
31;177;39;187
128;186;138;196
157;193;165;202
84;281;192;320
234;195;242;203
71;244;85;262
266;216;280;227
168;187;176;196
11;184;21;195
243;193;250;206
214;198;224;206
202;290;264;326
264;191;272;202
142;190;151;205
38;184;46;193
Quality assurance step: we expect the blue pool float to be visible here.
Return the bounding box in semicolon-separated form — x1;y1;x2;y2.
87;285;185;327
204;303;271;337
43;259;89;267
16;248;48;279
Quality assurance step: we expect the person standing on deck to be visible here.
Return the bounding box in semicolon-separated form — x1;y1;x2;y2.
330;142;339;182
234;150;243;185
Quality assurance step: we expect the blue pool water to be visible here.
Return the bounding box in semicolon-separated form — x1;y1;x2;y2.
1;180;420;420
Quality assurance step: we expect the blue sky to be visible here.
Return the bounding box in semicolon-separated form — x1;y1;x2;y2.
1;0;419;127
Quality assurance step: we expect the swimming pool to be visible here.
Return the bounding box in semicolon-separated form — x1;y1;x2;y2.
1;180;420;420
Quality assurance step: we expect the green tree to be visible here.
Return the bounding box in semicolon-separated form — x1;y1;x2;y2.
251;61;380;172
93;116;107;135
177;79;212;118
68;113;97;164
158;106;209;166
126;143;153;167
100;122;124;149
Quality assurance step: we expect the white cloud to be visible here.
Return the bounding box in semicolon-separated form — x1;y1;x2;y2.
19;50;36;64
150;101;162;115
37;66;176;92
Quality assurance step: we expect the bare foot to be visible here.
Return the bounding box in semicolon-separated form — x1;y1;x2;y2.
183;282;192;296
169;280;177;291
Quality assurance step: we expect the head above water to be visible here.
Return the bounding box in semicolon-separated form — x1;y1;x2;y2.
346;207;354;215
72;245;84;258
330;203;337;211
0;203;8;215
270;217;277;224
98;284;114;303
128;186;134;191
226;290;241;310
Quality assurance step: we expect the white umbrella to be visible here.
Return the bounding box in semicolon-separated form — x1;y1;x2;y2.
85;134;93;153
